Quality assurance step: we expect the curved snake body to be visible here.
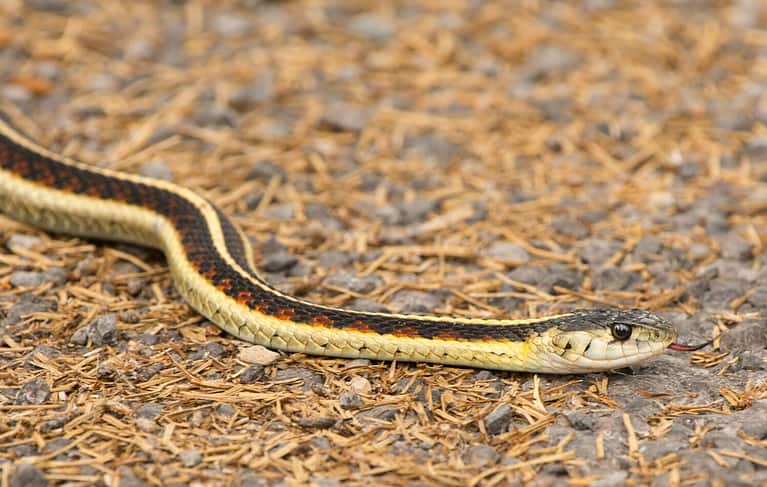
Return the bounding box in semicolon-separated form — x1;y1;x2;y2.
0;114;700;373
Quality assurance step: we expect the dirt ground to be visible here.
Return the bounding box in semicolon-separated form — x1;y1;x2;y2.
0;1;766;486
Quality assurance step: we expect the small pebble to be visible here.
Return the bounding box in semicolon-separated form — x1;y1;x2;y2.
15;379;51;405
238;345;280;366
229;71;275;110
239;365;266;384
261;251;298;272
10;271;46;288
6;233;43;250
481;242;530;263
719;320;767;352
347;14;394;41
463;444;500;466
135;402;164;419
216;404;236;417
324;270;383;294
592;267;640;291
117;466;150;487
349;376;372;394
263;203;295;221
718;233;753;261
179;449;203;467
139;159;173;180
339;391;363;409
71;313;118;346
388;290;444;314
551;216;588;239
320;102;373;132
10;464;48;487
403;132;459;165
524;45;581;79
484;403;513;435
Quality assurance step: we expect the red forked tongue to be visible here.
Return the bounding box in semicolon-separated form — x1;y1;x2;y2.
668;340;712;352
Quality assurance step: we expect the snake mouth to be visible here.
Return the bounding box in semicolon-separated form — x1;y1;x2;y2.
668;340;712;352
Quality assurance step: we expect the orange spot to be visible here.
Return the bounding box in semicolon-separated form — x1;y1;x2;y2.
350;320;375;333
275;308;295;320
311;314;332;327
434;331;460;340
392;326;418;338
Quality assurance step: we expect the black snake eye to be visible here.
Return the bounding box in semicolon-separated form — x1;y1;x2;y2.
611;323;632;341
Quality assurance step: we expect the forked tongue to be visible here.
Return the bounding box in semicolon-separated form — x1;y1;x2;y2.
668;340;712;352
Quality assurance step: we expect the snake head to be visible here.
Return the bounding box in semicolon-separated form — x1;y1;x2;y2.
533;309;679;373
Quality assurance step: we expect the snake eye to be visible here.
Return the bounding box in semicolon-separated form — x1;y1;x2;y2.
611;323;632;341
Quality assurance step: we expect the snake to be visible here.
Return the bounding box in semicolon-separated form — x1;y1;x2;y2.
0;112;708;373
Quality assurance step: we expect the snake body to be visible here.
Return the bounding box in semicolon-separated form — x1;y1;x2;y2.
0;114;692;373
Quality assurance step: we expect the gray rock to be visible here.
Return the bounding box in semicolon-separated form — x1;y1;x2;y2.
718;233;753;260
264;202;295;220
135;402;164;419
240;365;265;384
688;242;711;261
10;271;46;288
577;238;622;266
739;402;767;439
188;342;226;360
403;133;459;165
482;242;530;263
592;267;640;291
747;287;767;308
463;444;499;466
273;367;324;392
525;45;581;79
745;136;767;160
358;405;399;422
213;13;252;37
702;279;747;310
15;379;50;405
324;270;383;294
347;298;390;313
117;466;150;487
484;403;512;435
309;477;339;487
317;251;353;268
347;14;394;41
398;198;438;224
3;294;57;326
139;159;173;181
261;251;298;273
591;471;628;487
216;404;236;417
564;410;593;431
229;71;275;110
720;320;767;352
339;391;363;409
388;290;444;314
71;313;118;346
552;216;588;239
246;160;285;182
26;344;60;363
320;103;373;132
634;235;662;258
179;449;202;467
507;265;547;286
6;233;43;250
10;464;48;487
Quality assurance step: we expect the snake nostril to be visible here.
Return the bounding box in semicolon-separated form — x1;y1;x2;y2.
564;342;572;350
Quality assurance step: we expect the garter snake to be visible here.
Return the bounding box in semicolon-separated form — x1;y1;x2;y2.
0;113;707;373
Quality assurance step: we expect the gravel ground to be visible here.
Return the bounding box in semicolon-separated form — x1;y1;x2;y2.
0;1;766;486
